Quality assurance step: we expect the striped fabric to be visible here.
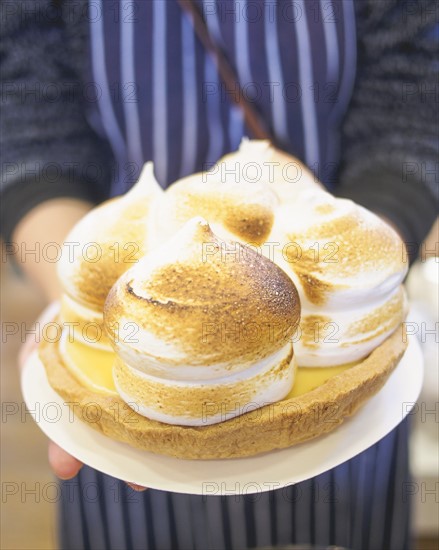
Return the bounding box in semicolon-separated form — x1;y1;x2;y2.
59;419;410;550
60;1;412;548
86;0;357;193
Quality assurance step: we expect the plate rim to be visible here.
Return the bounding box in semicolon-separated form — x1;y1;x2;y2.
21;335;423;495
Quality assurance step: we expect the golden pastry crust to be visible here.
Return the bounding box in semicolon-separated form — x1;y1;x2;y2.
39;322;408;460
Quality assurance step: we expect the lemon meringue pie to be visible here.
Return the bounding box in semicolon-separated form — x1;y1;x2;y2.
39;141;408;459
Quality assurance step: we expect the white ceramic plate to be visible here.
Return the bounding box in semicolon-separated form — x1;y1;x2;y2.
21;336;423;495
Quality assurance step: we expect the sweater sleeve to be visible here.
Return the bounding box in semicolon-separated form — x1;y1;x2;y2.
337;0;438;262
0;0;114;242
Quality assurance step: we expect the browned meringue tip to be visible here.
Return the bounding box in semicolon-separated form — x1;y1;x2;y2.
104;217;301;370
57;162;162;310
151;160;279;245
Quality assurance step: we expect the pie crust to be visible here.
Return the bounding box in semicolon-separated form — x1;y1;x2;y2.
39;323;407;460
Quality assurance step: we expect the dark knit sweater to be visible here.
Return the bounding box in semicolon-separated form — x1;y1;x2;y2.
1;0;438;260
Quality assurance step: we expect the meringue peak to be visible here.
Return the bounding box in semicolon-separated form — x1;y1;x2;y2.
237;137;272;161
104;217;300;371
57;162;162;309
173;215;212;241
125;161;163;199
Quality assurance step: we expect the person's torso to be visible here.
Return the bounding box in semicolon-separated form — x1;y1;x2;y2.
85;0;357;193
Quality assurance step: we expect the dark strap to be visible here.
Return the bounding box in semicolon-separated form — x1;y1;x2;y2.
176;0;275;143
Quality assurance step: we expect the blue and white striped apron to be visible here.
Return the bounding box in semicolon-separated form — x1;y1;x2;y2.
86;0;357;190
60;2;412;548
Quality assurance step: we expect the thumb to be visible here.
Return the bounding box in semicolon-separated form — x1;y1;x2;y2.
48;440;83;480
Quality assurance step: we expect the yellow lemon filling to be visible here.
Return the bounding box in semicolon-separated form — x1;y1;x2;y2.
60;339;354;400
60;336;117;394
287;363;355;397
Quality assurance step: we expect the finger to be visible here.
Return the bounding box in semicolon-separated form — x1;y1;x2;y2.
48;441;83;480
125;482;148;492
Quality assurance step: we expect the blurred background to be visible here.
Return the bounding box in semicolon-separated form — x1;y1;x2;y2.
1;219;438;549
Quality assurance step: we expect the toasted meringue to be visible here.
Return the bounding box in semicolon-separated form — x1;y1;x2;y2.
270;189;408;366
39;139;410;453
57;162;162;356
59;293;112;349
113;346;296;426
148;140;322;247
223;139;323;204
149;143;280;247
104;217;300;426
58;163;163;310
